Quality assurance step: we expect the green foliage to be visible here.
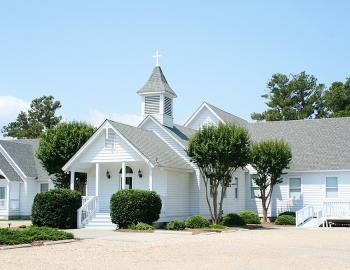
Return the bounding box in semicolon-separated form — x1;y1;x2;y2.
275;215;296;225
250;140;292;222
209;224;227;229
324;78;350;117
110;189;162;228
0;226;74;245
278;211;296;217
167;220;186;230
239;210;261;224
36;121;95;189
187;123;251;224
185;215;210;228
128;222;154;231
2;95;62;139
221;213;246;227
251;72;326;121
31;189;81;229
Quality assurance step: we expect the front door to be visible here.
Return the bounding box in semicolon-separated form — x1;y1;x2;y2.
120;176;133;189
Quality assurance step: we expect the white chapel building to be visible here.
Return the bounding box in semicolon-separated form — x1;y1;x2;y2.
1;61;350;228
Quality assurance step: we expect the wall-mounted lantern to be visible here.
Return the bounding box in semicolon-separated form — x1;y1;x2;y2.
106;170;111;179
138;169;143;178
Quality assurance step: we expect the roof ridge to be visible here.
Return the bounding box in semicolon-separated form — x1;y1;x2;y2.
250;116;350;125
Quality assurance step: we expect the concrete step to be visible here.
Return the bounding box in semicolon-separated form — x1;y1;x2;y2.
84;212;115;228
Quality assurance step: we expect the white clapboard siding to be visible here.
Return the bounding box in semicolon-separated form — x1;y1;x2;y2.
186;106;221;130
78;130;143;164
165;170;191;218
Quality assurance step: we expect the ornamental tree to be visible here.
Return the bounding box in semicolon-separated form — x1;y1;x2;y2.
250;140;292;222
37;122;96;191
187;123;251;224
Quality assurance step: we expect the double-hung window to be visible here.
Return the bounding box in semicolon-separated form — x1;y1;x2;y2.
40;183;49;193
251;175;259;199
232;177;238;199
0;187;5;208
289;178;301;199
326;177;338;198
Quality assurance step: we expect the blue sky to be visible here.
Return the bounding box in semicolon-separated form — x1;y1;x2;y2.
0;1;349;131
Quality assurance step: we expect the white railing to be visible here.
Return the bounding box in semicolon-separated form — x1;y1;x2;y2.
323;200;350;218
316;209;324;227
296;205;314;227
77;196;98;228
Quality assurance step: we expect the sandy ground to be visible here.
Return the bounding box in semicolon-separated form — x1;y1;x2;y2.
0;220;31;228
1;227;350;270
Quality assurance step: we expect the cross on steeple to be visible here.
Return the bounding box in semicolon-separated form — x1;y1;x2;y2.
152;50;162;67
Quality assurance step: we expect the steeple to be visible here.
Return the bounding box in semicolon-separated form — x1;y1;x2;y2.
138;52;177;128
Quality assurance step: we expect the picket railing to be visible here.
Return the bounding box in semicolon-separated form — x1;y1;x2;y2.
323;200;350;218
296;205;314;227
77;196;98;228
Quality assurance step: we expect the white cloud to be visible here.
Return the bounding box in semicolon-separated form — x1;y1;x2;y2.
87;109;142;127
0;96;30;138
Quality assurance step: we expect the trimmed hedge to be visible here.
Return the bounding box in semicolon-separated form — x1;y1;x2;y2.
221;213;246;227
32;189;81;229
0;226;74;245
110;189;162;228
128;222;154;231
185;215;210;228
239;210;261;224
275;215;296;225
167;220;186;231
278;211;296;217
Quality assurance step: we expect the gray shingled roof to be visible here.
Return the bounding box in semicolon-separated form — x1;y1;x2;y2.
165;124;196;147
137;66;177;97
108;120;191;170
0;139;49;181
0;152;22;181
248;118;350;171
205;102;248;126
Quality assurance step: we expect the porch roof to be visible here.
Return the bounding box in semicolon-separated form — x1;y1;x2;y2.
0;152;22;181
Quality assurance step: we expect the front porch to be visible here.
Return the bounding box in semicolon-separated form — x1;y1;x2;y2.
69;161;159;228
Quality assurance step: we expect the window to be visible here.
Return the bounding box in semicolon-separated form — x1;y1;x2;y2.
232;177;238;199
119;166;133;174
40;183;49;193
289;178;301;198
164;97;173;117
0;187;5;208
145;96;160;114
326;177;338;198
251;175;259;199
105;129;116;148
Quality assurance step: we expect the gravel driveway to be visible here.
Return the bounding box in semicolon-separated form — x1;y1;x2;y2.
1;227;350;270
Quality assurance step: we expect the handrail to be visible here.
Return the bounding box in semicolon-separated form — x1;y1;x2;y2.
77;196;98;228
296;205;314;227
323;200;350;218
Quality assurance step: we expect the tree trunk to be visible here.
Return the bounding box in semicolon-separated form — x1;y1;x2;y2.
262;198;268;223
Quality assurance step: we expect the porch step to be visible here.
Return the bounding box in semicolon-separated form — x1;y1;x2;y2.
84;213;116;228
299;217;319;228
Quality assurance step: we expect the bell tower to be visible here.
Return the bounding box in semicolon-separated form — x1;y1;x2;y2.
137;51;177;128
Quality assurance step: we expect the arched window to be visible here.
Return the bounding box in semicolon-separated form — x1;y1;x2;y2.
119;166;133;174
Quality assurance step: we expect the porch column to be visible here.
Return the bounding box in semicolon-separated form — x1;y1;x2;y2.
70;171;75;190
121;162;126;190
148;166;153;191
95;163;100;196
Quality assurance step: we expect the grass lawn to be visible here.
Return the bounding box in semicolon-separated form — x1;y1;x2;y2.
0;226;74;245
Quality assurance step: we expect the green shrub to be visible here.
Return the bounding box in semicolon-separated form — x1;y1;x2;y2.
278;211;296;217
128;222;154;231
275;215;296;225
185;215;210;228
32;189;81;229
0;226;74;245
221;213;246;227
167;220;186;230
239;210;261;224
110;189;162;228
209;224;227;229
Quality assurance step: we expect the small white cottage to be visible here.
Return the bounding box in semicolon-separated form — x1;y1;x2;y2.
1;62;350;228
